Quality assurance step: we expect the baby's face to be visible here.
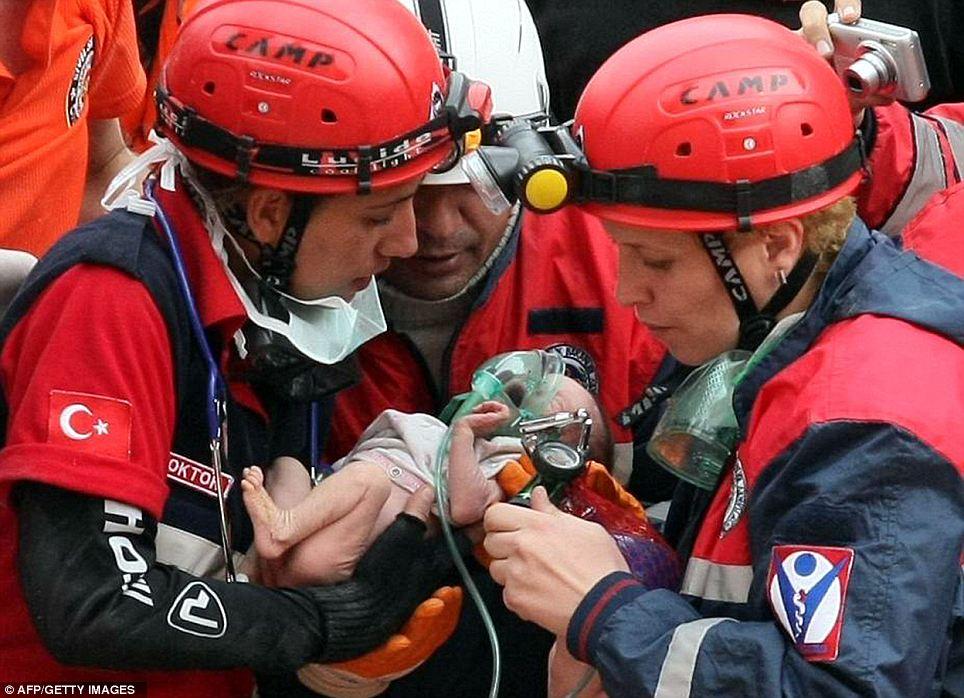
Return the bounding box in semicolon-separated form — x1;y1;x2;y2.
545;376;612;465
547;376;597;415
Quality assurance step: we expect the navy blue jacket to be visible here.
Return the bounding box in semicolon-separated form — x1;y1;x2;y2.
568;220;964;697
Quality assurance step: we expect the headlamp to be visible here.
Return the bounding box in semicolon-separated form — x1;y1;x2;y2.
461;113;863;229
462;118;576;214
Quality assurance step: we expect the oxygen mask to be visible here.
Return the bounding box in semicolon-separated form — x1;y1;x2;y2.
439;349;565;431
646;313;802;490
646;350;749;490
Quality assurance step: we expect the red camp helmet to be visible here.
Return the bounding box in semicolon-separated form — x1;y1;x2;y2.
572;14;862;231
156;0;489;194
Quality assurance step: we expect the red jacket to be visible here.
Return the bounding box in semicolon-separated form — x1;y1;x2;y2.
327;103;964;482
858;102;964;234
326;206;666;481
900;180;964;277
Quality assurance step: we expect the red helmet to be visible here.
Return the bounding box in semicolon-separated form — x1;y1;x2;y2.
573;14;862;231
156;0;490;194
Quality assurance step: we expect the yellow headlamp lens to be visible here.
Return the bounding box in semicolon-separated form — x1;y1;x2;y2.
524;168;569;212
463;129;483;153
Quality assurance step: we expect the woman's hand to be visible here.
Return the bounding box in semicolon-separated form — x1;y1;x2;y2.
483;487;629;636
798;0;861;60
797;0;891;122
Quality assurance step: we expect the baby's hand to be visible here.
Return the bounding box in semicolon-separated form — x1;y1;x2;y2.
456;400;512;437
472;400;512;418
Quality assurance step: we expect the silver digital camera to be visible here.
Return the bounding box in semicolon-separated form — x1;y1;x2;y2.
828;13;931;103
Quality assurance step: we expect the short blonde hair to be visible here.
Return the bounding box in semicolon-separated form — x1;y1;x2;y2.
755;196;857;273
726;196;857;275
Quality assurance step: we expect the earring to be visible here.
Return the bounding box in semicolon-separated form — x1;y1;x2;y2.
777;268;788;286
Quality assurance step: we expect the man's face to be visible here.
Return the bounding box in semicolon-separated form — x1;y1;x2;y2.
380;184;513;300
287;180;421;300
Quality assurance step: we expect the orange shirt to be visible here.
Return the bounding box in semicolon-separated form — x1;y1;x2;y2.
0;0;145;256
125;0;176;152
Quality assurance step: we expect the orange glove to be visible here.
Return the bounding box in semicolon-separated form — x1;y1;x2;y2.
297;586;463;697
495;454;538;497
495;455;645;519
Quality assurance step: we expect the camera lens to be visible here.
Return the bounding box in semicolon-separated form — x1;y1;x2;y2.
845;58;881;96
845;45;898;98
846;73;866;94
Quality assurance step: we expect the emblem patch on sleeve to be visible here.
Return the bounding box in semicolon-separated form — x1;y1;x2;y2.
48;390;132;460
721;455;747;536
167;581;227;638
767;545;854;662
545;343;600;394
66;35;95;126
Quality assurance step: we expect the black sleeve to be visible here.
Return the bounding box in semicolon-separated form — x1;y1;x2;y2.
15;482;462;672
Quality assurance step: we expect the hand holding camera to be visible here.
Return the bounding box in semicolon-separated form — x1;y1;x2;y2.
798;1;930;111
827;12;930;104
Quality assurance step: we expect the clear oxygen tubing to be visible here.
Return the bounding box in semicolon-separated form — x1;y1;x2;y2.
564;667;597;698
434;389;502;698
432;350;564;698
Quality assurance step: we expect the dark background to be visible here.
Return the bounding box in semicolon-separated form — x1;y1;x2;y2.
524;0;964;121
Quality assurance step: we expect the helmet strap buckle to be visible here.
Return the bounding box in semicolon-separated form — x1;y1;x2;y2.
734;179;753;232
177;103;198;141
235;136;257;184
356;146;373;195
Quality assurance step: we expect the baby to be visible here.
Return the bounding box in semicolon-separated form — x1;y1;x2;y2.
241;376;611;586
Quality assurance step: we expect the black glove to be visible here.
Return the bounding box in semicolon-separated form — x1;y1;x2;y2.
308;512;471;662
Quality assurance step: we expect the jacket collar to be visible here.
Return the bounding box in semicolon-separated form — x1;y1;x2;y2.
734;217;964;428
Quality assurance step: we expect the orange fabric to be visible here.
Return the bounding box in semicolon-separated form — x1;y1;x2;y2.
327;585;463;679
580;461;647;521
495;454;537;497
494;456;645;521
124;0;197;151
0;0;145;256
474;456;539;567
475;456;649;566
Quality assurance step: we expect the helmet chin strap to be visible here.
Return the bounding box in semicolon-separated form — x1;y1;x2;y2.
223;194;316;294
258;195;315;291
699;233;817;351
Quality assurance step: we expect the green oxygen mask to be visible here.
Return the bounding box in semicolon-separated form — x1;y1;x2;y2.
647;314;803;490
433;349;566;698
646;350;750;490
439;349;565;431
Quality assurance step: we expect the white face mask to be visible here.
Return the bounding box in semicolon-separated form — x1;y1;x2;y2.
102;135;388;366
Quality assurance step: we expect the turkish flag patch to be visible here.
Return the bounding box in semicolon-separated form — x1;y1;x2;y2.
47;390;132;460
767;545;855;662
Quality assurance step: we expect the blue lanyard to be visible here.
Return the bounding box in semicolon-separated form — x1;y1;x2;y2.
309;401;335;483
145;181;237;582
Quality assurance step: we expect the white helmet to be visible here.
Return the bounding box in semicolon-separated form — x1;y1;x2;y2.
397;0;551;184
